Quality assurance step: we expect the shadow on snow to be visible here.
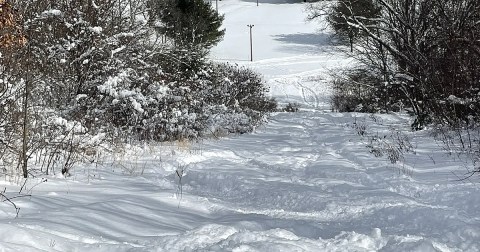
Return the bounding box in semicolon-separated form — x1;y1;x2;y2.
239;0;308;4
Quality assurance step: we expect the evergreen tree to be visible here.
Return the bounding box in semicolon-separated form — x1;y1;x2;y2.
154;0;225;49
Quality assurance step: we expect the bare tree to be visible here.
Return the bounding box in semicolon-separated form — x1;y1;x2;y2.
308;0;480;174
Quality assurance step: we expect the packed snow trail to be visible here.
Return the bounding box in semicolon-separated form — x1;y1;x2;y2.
0;0;479;251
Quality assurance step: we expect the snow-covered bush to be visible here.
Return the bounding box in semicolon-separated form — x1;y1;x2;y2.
74;54;277;141
331;68;401;113
202;63;277;133
283;103;300;112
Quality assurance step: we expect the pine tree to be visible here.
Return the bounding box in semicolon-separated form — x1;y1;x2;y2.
154;0;225;49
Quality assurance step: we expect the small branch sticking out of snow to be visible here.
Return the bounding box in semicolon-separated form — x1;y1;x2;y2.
1;187;31;218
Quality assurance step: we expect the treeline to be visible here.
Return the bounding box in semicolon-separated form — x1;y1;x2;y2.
0;0;276;178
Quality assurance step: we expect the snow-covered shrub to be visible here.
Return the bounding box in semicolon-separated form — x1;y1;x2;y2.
69;38;276;141
200;63;277;134
31;112;105;176
330;68;401;113
283;103;300;112
65;42;203;142
433;124;480;176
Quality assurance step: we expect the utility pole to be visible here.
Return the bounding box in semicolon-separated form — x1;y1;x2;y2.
256;0;258;6
247;24;254;61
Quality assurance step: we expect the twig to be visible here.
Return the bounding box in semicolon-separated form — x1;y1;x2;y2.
175;164;186;208
0;188;30;218
19;178;28;194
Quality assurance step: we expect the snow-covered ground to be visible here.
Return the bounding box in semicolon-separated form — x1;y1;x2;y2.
1;0;479;251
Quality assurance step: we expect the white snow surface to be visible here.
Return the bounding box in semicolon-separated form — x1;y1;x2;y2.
1;1;479;251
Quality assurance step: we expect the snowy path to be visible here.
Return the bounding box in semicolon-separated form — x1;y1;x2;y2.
1;110;478;251
157;111;480;251
1;0;479;251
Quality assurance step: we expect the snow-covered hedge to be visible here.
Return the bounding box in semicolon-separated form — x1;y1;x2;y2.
72;55;277;141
